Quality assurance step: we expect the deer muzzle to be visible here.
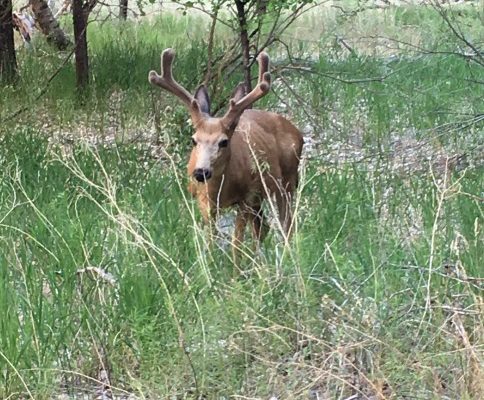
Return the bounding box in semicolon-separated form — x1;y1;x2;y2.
193;168;212;182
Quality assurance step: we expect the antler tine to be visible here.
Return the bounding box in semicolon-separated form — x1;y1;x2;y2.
148;48;202;121
257;52;270;85
223;52;271;126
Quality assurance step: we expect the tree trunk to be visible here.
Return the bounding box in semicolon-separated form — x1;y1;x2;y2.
0;0;17;82
73;0;88;89
119;0;128;20
30;0;71;50
234;0;252;93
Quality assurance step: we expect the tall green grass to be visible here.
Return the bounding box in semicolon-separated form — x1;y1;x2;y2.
0;126;481;398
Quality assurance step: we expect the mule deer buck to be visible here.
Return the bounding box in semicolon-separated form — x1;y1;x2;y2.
149;49;303;253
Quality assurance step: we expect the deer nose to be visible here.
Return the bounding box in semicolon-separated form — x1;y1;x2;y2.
193;168;212;182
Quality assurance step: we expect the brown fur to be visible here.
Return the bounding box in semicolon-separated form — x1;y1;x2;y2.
188;110;303;235
149;49;303;254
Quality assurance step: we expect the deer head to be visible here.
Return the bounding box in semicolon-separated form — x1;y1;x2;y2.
149;48;271;182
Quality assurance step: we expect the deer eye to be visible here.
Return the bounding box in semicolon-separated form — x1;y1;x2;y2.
191;137;197;146
218;139;229;148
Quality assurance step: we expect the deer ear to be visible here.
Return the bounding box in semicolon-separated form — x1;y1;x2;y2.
194;85;211;115
230;82;247;102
